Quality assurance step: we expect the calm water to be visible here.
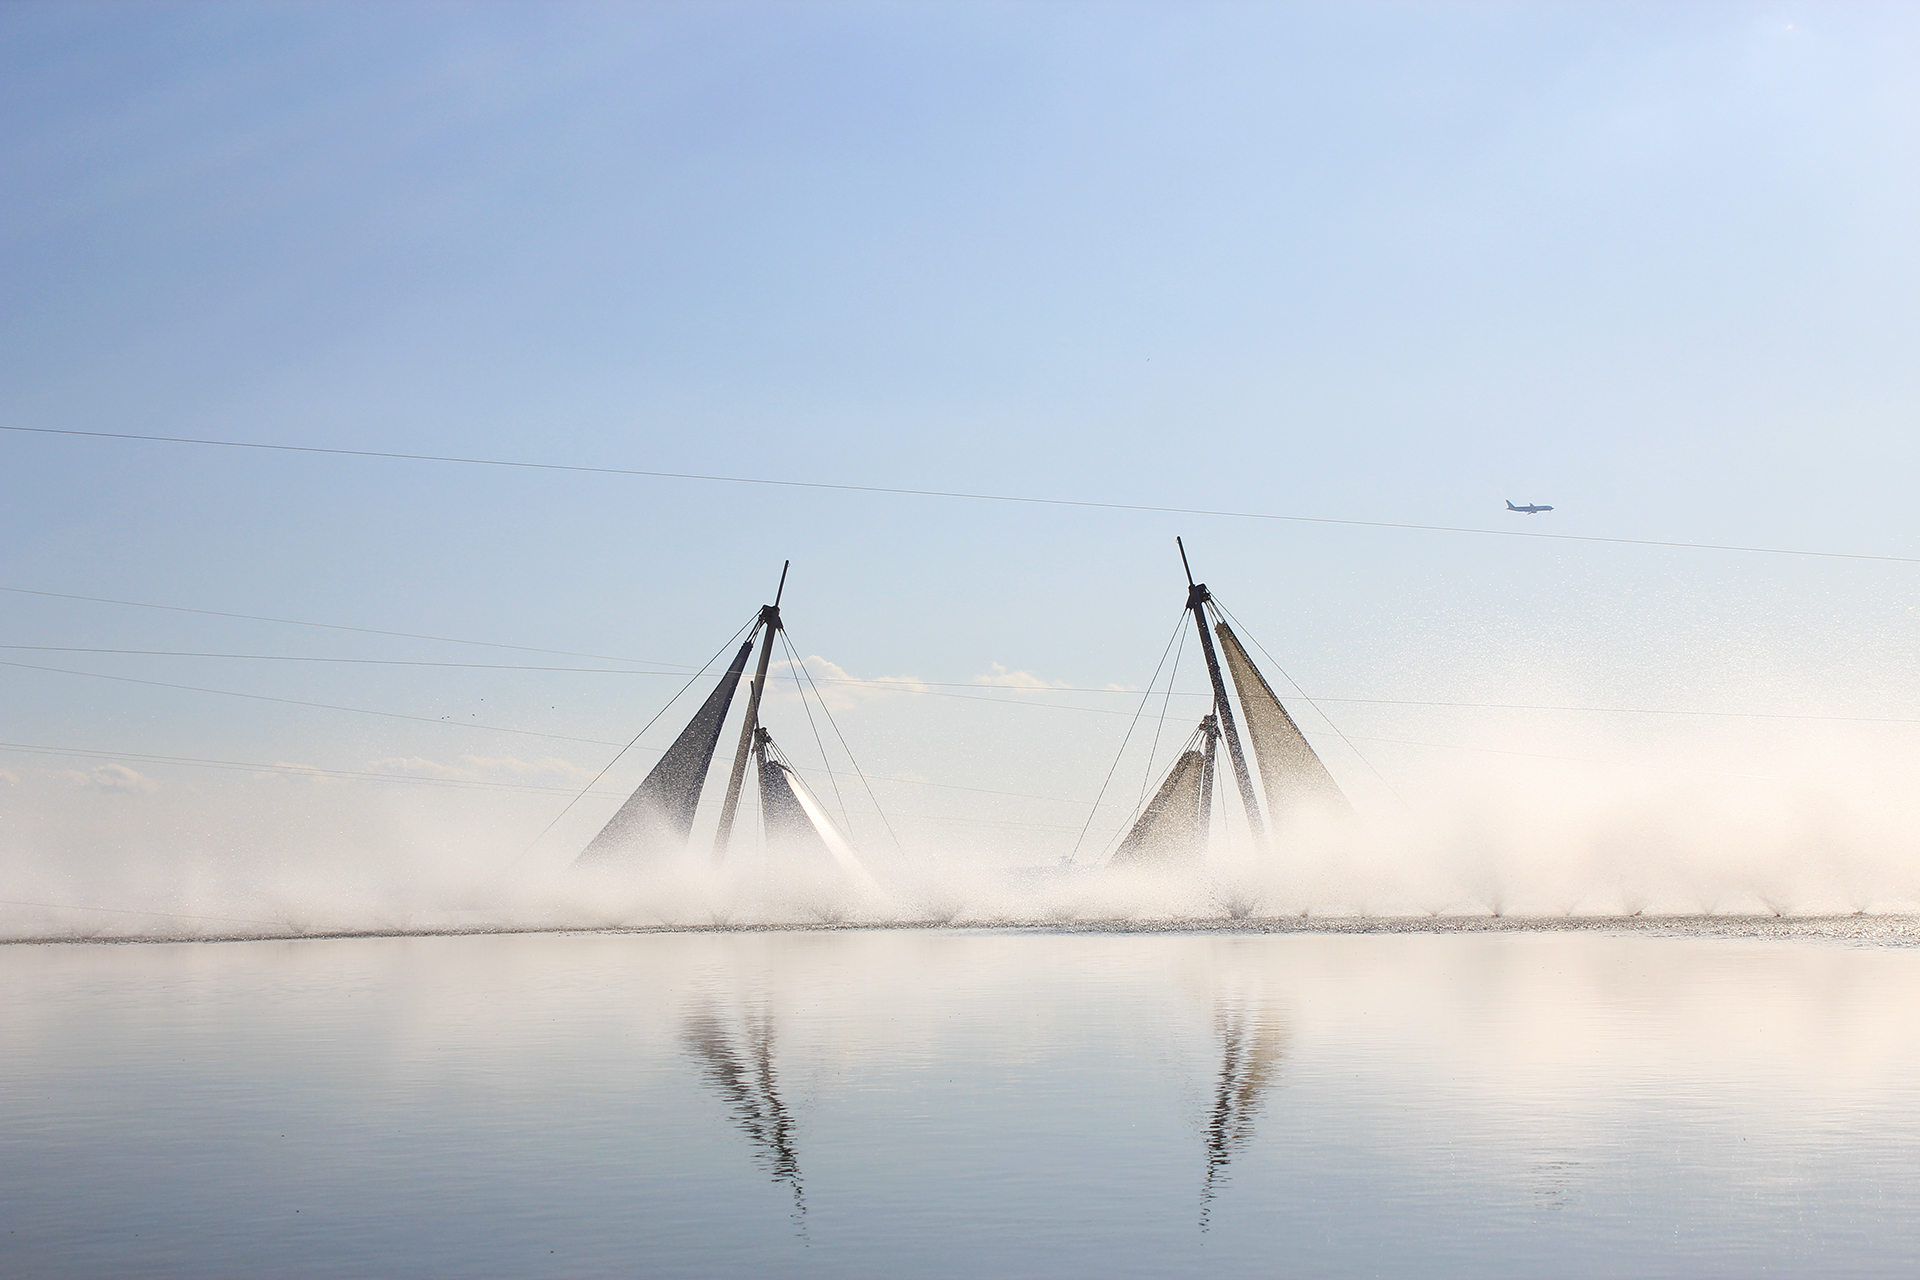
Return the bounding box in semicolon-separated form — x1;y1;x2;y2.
5;926;1919;1277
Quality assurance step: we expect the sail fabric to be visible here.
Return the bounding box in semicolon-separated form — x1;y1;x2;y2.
575;636;757;866
758;753;825;853
1110;749;1208;867
1213;622;1349;820
760;755;885;895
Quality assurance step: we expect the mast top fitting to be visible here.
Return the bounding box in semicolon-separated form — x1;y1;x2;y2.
1177;537;1209;607
758;559;791;631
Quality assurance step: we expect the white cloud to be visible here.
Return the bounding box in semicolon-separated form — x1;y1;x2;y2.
976;662;1069;690
254;762;343;786
364;755;593;785
366;756;478;781
772;655;927;710
459;755;593;782
61;763;159;794
974;664;1135;692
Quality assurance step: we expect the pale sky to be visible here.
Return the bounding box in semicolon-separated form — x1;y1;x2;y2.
4;2;1918;879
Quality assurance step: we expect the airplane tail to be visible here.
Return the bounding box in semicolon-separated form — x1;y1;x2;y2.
1506;500;1518;510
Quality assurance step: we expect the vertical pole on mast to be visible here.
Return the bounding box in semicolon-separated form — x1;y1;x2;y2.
1197;712;1218;835
1177;538;1266;849
712;561;788;861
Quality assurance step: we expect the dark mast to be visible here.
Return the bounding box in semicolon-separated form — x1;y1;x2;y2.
1177;537;1266;849
712;560;789;860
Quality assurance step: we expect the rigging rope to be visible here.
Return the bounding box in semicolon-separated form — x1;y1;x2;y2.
782;627;904;856
778;630;851;834
1064;606;1189;866
1137;620;1188;812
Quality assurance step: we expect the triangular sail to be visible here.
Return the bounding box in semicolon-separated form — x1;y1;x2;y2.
1111;748;1208;867
576;636;756;865
758;750;824;853
1213;622;1349;820
758;731;884;895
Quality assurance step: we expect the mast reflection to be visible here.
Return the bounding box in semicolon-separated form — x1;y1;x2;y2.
682;999;806;1227
1199;993;1287;1230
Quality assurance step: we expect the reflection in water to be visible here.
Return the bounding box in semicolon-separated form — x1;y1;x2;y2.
8;931;1920;1277
1530;1159;1581;1212
1199;990;1288;1230
681;998;806;1229
677;959;1293;1235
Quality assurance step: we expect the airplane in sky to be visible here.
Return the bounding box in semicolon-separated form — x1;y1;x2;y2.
1506;500;1554;514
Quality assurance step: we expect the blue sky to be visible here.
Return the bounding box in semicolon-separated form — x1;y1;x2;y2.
4;2;1918;874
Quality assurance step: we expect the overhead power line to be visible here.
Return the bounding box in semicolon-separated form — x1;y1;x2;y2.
0;741;627;794
0;740;1105;821
1316;697;1920;726
0;731;1104;810
0;645;689;674
12;651;1915;734
0;742;1093;834
2;651;1158;720
6;423;1915;565
14;589;1914;723
1342;734;1786;781
0;584;674;666
0;658;627;745
0;642;1126;690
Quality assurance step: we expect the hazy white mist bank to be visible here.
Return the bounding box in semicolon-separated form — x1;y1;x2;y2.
5;734;1917;942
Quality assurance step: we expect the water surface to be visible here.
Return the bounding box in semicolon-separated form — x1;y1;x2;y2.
5;926;1918;1277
